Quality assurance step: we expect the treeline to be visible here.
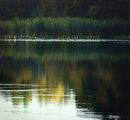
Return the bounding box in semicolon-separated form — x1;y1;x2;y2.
0;0;130;20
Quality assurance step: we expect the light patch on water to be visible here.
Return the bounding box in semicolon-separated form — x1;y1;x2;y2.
0;83;103;120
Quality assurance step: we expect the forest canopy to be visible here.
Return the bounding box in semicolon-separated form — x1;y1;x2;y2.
0;0;130;20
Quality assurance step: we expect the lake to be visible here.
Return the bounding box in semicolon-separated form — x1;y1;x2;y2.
0;40;130;120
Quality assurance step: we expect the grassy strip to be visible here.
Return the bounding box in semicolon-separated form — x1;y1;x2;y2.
0;17;130;39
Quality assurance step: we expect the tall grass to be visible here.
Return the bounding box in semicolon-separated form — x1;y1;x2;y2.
0;17;130;39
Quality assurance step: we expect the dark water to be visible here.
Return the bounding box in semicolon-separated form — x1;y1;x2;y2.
0;41;130;120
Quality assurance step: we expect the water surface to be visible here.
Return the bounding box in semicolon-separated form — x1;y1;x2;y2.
0;41;130;120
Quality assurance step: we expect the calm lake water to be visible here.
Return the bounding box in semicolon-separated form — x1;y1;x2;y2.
0;41;130;120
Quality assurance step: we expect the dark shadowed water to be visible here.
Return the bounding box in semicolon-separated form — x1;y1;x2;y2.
0;41;130;120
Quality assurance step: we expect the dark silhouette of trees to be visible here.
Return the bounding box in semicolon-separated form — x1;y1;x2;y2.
0;0;130;20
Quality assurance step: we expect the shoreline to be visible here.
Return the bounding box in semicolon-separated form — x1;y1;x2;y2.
0;38;130;42
0;17;130;41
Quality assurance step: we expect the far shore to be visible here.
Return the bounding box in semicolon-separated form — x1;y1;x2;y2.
0;17;130;40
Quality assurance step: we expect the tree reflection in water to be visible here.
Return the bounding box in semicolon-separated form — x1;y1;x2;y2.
0;41;130;120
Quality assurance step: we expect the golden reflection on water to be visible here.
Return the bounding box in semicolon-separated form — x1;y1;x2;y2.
8;78;67;106
0;41;130;120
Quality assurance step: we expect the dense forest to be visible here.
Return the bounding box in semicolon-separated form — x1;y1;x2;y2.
0;0;130;20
